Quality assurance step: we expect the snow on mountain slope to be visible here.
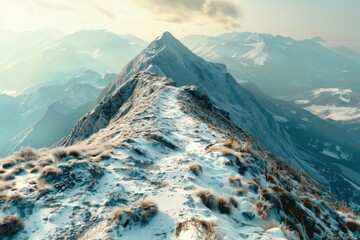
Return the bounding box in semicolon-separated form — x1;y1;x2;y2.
182;32;360;97
70;32;311;173
1;71;359;239
64;32;360;208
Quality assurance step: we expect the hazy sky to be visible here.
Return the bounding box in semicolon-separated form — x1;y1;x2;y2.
0;0;359;50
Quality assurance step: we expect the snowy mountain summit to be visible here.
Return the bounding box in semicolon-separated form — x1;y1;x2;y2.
1;32;360;239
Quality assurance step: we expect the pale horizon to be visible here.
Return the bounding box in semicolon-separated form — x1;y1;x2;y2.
1;0;359;51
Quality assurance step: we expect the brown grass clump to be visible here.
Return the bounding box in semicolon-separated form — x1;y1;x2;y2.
330;202;357;217
1;173;15;181
272;185;284;193
13;166;25;175
111;208;134;223
38;159;54;167
138;199;159;224
40;166;62;179
24;162;35;169
0;181;14;191
206;144;240;158
302;198;314;210
52;147;71;160
30;167;40;174
261;220;279;230
228;176;242;187
16;148;38;161
189;163;203;176
96;150;113;161
346;220;360;232
280;223;297;239
1;160;16;169
195;189;217;210
217;197;231;215
67;148;82;157
175;218;221;240
255;200;272;220
229;197;238;209
247;181;259;193
235;186;248;196
0;215;24;237
0;169;5;174
261;187;272;195
239;141;251;153
7;193;22;203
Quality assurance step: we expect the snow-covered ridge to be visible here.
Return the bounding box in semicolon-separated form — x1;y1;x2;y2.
1;72;359;239
66;32;360;211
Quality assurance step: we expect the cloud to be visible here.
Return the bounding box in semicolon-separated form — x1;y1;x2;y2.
35;0;115;20
132;0;242;29
90;2;116;20
36;0;71;11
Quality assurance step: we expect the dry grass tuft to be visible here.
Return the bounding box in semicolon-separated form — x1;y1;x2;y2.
229;197;238;209
176;218;221;240
261;219;279;230
235;186;248;196
217;197;231;215
0;181;14;191
189;163;203;176
40;166;62;179
228;176;242;187
16;148;38;161
247;181;259;193
111;208;134;223
13;166;25;175
138;199;159;224
96;150;113;161
346;219;360;232
255;200;272;220
30;167;40;174
330;202;357;217
7;192;22;203
195;189;217;210
272;185;284;193
1;159;16;169
207;144;240;158
0;215;24;237
302;198;314;210
239;141;252;153
52;148;68;160
280;223;297;239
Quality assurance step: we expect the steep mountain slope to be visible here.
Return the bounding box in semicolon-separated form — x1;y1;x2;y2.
65;32;360;208
1;71;359;239
0;71;117;156
0;29;147;92
182;32;360;97
282;88;360;143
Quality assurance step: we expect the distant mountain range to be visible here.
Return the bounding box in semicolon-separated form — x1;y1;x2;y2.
182;32;360;97
0;29;147;92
